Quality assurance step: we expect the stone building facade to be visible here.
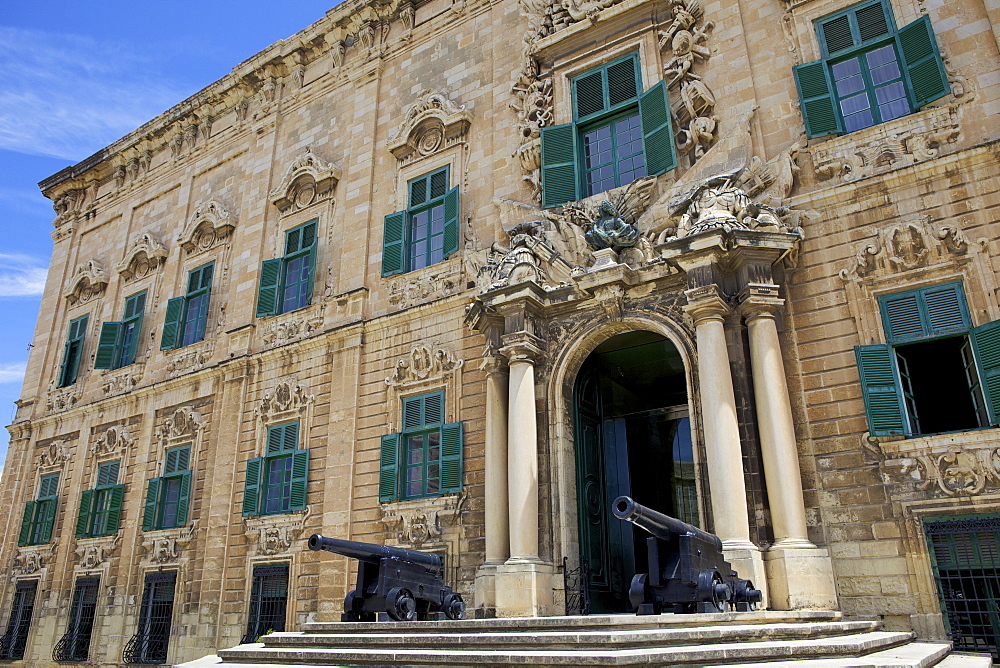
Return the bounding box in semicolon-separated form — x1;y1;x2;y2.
1;0;999;664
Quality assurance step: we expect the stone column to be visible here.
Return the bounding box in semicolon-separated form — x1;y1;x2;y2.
684;286;767;601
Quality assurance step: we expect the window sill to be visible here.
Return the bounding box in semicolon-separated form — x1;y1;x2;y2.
878;424;1000;496
99;363;145;398
12;542;57;575
244;508;311;556
258;302;324;348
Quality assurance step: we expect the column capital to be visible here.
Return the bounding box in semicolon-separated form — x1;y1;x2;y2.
737;282;785;321
500;331;545;364
683;284;732;324
480;349;509;375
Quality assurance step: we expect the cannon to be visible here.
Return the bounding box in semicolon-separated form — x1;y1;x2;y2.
612;496;763;615
308;534;465;622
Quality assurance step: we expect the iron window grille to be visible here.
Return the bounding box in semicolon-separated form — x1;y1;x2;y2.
0;580;38;661
123;573;176;664
161;263;214;349
94;291;147;369
18;473;59;546
241;565;290;644
53;577;100;662
57;314;89;388
256;221;317;317
142;445;192;531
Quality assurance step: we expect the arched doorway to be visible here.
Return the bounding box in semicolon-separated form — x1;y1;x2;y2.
573;330;697;613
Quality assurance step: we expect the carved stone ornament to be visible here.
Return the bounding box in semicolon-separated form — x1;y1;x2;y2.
811;105;961;184
139;524;195;565
519;0;630;41
11;544;57;576
510;54;552;203
562;176;658;258
91;424;135;458
269;147;341;213
65;260;109;306
385;345;464;387
387;91;472;162
839;216;981;281
381;494;466;548
155;407;204;441
52;188;87;227
478;221;559;291
260;312;325;346
256;381;315;423
117;233;168;282
883;443;1000;497
386;264;461;309
37;440;70;470
47;386;81;413
74;535;120;570
245;507;311;555
166;342;215;378
179;200;236;254
102;365;144;397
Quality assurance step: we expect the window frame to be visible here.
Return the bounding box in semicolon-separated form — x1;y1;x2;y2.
161;263;214;350
255;221;317;317
58;314;89;388
77;460;124;539
95;291;147;370
123;572;175;665
19;473;59;547
53;576;100;663
242;422;310;517
142;445;192;532
381;167;461;276
0;580;37;661
241;564;290;644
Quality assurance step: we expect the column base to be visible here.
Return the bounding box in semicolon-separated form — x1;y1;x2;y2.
764;546;838;610
473;563;500;616
723;544;768;609
494;562;555;618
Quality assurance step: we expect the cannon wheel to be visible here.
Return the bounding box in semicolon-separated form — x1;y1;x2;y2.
386;587;417;622
442;593;466;620
343;590;376;622
697;570;730;613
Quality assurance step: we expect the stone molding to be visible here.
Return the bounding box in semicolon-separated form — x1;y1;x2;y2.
74;534;120;571
165;341;215;378
385;344;464;387
260;308;325;347
65;260;109;306
139;523;196;565
101;364;145;397
380;493;466;548
117;233;168;283
386;261;463;310
269;147;341;213
683;284;731;322
244;507;312;556
256;380;315;425
387;91;472;163
91;424;135;458
11;543;57;576
37;439;70;471
154;406;205;443
179;200;236;255
47;385;82;414
875;428;1000;497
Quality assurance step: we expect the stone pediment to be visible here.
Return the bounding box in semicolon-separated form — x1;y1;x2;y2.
387;91;472;162
179;200;236;254
270;148;341;213
117;233;168;282
65;260;108;306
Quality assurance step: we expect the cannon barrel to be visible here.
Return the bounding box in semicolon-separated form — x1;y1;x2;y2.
308;534;442;572
612;496;723;552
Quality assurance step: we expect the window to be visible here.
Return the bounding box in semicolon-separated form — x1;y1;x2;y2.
794;0;949;137
256;221;317;317
58;315;88;387
379;391;463;501
18;474;59;547
0;581;37;661
76;461;124;538
855;281;1000;437
382;167;461;276
123;573;175;665
53;577;100;662
161;263;213;349
142;446;192;531
539;53;676;209
242;565;289;644
94;291;146;369
243;422;309;517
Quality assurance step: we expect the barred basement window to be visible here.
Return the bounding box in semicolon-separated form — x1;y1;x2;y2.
381;167;460;276
161;263;214;349
76;460;124;538
53;577;100;662
242;422;310;517
855;281;1000;437
18;473;59;547
123;573;175;664
256;221;317;317
58;314;89;387
142;445;192;531
539;52;676;209
241;565;289;644
0;581;37;661
794;0;949;137
94;291;146;369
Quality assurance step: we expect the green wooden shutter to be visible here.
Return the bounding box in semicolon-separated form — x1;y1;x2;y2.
429;169;449;200
283;422;299;451
639;81;677;177
794;60;842;138
971;320;1000;425
94;321;122;369
58;338;73;388
256;258;282;317
897;15;949;109
37;499;56;543
76;490;95;538
18;502;35;546
855;344;908;436
105;484;125;534
382;211;406;276
409;176;429;207
442;186;460;259
379;434;400;502
160;296;185;350
540;123;579;209
290;449;310;511
880;290;925;342
243;457;263;516
175;473;191;526
923;282;970;336
440;422;464;493
855;2;890;42
122;313;143;367
606;58;639;108
819;14;855;55
66;316;88;384
574;70;606;120
304;244;317;304
142;478;161;531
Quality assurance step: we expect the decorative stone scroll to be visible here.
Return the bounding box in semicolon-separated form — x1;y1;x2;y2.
880;431;1000;497
269;148;341;213
117;233;168;282
139;523;195;565
245;507;312;555
387;91;472;163
91;424;135;458
47;386;81;413
384;345;465;432
519;0;630;42
386;263;462;310
256;380;315;425
165;342;215;378
74;534;120;570
37;440;70;470
510;55;552;203
259;310;325;346
179;200;236;255
11;543;57;576
381;493;467;548
52;188;87;227
65;260;109;306
385;345;464;387
155;406;205;442
101;365;144;397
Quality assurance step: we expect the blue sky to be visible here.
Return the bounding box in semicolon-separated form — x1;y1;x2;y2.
0;2;338;473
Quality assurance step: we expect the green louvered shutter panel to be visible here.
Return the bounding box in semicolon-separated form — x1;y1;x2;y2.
855;344;908;436
76;490;95;538
897;15;949;108
65;316;87;385
880;290;926;342
37;499;56;543
819;14;855;55
18;502;35;546
440;422;464;493
541;123;579;209
160;296;185;350
105;484;125;534
639;81;677;177
429;169;449;200
382;211;406;276
290;450;311;511
175;473;191;526
923;282;970;336
256;258;282;317
442;186;460;259
142;478;160;531
606;58;639;108
855;2;890;42
58;338;73;388
94;322;122;369
379;434;400;502
243;458;263;516
574;70;606;120
304;244;317;305
971;320;1000;425
794;60;842;138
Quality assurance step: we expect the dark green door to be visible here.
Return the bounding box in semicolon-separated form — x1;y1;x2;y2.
573;331;696;613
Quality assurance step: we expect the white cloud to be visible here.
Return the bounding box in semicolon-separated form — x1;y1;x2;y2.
0;27;194;161
0;253;48;298
0;363;27;384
